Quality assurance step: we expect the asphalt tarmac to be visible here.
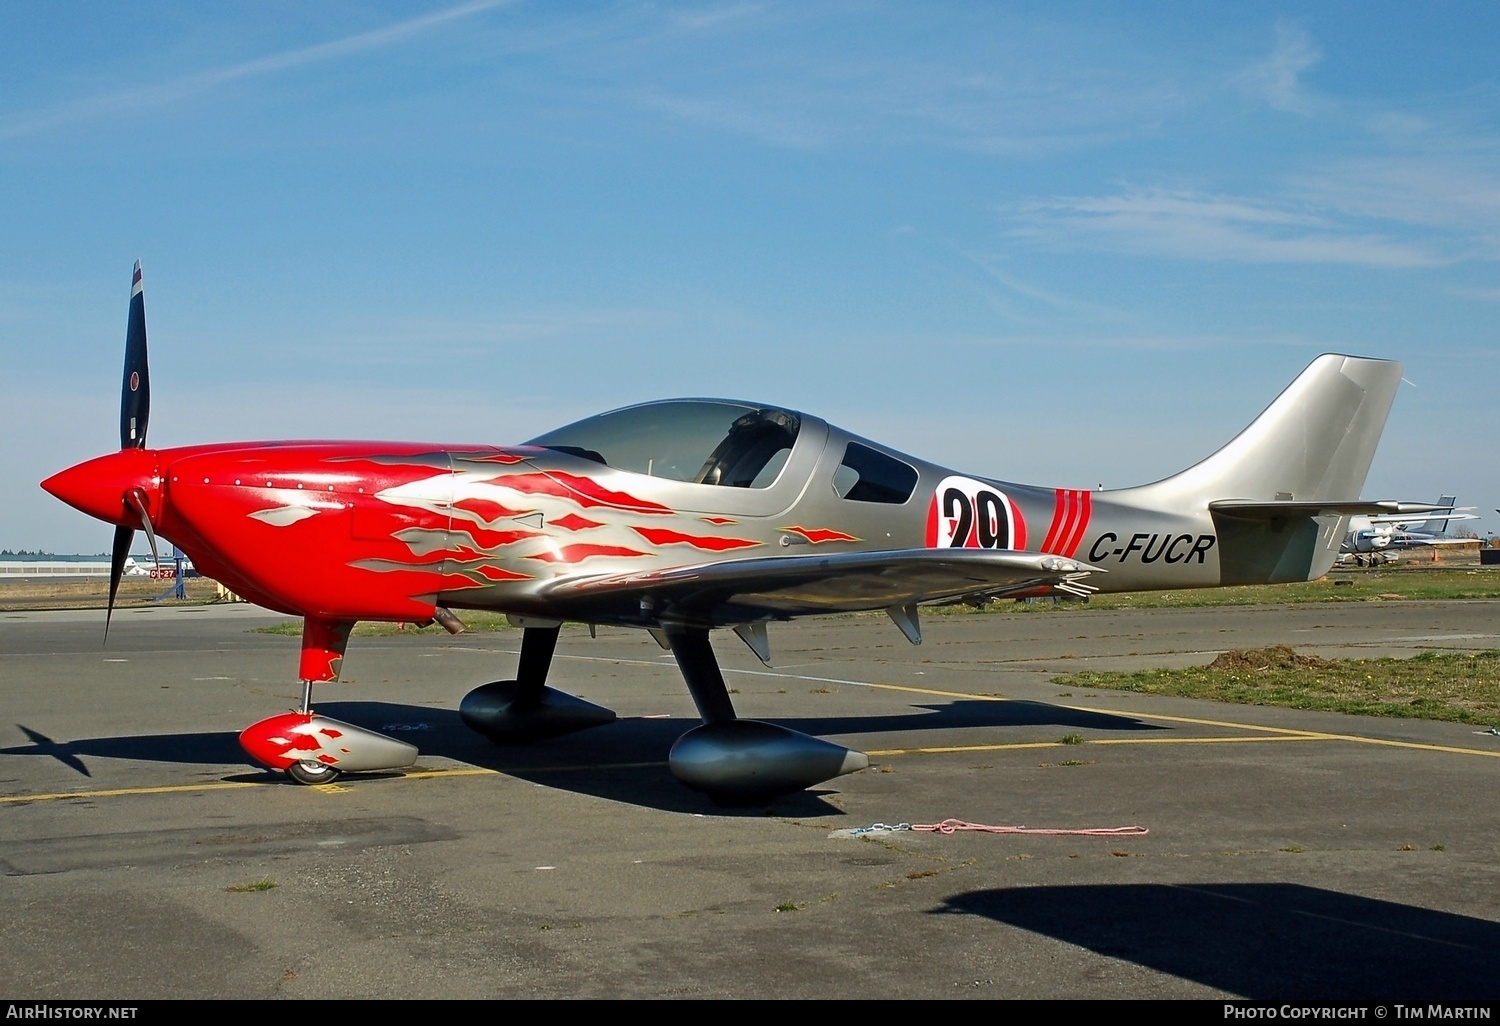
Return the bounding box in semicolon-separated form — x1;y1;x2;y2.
3;599;1499;1000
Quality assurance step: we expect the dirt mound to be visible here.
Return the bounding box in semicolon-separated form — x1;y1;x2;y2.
1209;645;1329;671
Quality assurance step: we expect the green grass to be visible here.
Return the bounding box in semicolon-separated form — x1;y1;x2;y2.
225;879;278;893
1055;648;1500;728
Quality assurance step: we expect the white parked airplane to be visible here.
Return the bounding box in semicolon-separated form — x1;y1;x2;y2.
1339;495;1477;565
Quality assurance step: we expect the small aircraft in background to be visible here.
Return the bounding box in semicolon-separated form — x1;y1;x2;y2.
42;264;1431;802
1338;496;1478;566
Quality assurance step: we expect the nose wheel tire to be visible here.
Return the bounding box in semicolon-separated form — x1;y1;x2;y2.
286;760;341;786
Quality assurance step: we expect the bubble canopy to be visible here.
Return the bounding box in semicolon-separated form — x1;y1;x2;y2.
527;400;802;489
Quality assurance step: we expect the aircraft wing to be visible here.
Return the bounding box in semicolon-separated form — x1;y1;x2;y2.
1363;510;1476;526
540;549;1101;625
1386;535;1478;549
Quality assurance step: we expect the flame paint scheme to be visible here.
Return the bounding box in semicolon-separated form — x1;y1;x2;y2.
42;266;1427;800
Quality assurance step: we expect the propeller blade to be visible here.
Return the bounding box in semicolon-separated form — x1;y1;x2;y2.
106;524;134;640
119;260;150;450
124;487;161;567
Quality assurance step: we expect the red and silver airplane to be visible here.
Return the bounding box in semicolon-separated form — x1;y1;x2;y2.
42;265;1432;802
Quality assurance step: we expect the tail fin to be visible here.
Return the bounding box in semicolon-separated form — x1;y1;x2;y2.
1129;354;1403;507
1119;354;1403;585
1431;495;1457;536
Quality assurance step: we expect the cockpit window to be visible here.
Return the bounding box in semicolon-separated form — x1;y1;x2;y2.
527;400;801;488
832;442;918;504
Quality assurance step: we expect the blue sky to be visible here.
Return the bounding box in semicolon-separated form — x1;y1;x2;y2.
3;1;1498;553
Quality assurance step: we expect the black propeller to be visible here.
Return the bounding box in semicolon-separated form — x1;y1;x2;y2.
106;261;154;638
120;260;150;449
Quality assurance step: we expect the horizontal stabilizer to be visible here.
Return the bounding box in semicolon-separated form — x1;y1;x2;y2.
543;549;1103;625
1208;499;1456;521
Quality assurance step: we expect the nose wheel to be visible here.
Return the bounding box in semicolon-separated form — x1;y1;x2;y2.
285;760;341;786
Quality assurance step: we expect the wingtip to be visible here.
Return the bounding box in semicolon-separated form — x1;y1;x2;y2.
131;260;143;297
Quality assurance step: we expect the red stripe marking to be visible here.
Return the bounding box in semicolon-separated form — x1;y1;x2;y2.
470;451;530;464
701;516;738;525
1057;490;1080;556
475;565;533;582
1009;497;1027;551
632;527;761;551
552;513;604;532
1041;490;1068;554
449;524;543;549
452;497;531;522
1059;490;1092;558
782;525;860;544
499;472;674;515
524;544;651;564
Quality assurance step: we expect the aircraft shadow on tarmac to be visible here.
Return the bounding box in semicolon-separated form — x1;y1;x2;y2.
939;882;1500;999
4;697;1161;815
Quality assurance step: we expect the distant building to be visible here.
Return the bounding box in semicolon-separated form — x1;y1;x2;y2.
0;555;176;579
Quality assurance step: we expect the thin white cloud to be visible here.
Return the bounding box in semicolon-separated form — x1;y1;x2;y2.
630;67;1173;156
609;7;1185;156
669;2;768;32
1449;286;1500;301
1234;20;1324;115
1010;188;1446;269
0;0;509;141
1291;159;1500;239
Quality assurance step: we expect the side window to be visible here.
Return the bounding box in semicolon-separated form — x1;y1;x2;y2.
833;442;918;504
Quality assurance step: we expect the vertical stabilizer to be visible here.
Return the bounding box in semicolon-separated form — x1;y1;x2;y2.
1114;354;1404;585
1126;354;1403;507
1431;495;1457;536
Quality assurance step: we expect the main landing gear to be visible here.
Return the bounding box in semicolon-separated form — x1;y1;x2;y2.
660;625;868;804
461;622;868;805
459;623;618;742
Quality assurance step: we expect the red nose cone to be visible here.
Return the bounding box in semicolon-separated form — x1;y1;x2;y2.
42;449;160;527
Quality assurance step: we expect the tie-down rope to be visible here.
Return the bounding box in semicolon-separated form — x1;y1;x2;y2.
834;819;1148;838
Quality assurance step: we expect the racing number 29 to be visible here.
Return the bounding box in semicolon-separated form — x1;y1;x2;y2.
942;487;1011;549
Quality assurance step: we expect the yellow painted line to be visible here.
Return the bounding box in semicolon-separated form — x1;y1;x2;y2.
1088;735;1319;746
868;681;1008;701
1279;732;1500;758
403;760;666;779
1059;702;1335;737
861;681;1500;760
0;759;672;804
399;766;500;780
0;779;262;804
868;741;1065;756
868;735;1320;757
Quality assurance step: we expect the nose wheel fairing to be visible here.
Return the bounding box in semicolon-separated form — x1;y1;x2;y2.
239;615;417;783
240;712;418;781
